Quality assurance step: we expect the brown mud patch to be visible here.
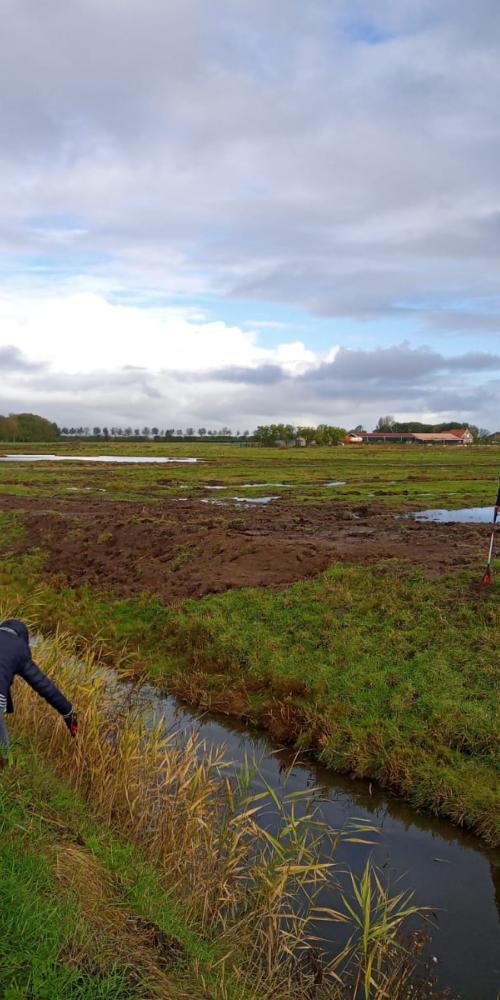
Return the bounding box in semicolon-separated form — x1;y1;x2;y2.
2;494;489;602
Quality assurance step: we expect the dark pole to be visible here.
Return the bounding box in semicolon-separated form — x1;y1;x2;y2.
481;480;500;585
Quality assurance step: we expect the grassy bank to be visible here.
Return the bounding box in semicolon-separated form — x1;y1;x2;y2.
0;629;444;1000
0;536;498;845
0;751;218;1000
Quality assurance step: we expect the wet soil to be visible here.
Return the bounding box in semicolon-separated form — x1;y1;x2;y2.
3;494;490;601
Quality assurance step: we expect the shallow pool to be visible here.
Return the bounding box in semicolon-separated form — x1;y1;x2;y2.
0;454;201;464
414;507;494;524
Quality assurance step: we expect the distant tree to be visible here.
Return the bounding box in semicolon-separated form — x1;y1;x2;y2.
93;427;101;436
198;427;207;436
253;424;295;445
151;427;159;437
392;422;433;433
102;427;109;439
0;416;18;441
186;427;194;436
314;424;346;445
61;427;69;436
124;427;132;437
134;429;140;436
176;429;183;436
297;426;317;445
375;415;396;432
353;424;366;433
165;428;174;437
0;413;59;442
142;426;150;437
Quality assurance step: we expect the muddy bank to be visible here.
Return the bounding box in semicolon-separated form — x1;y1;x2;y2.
3;493;490;601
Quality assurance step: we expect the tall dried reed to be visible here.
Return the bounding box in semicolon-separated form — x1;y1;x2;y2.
9;624;442;999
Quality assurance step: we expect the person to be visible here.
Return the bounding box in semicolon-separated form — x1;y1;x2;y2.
0;618;77;762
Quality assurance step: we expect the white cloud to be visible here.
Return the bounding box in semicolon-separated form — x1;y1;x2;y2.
0;0;499;326
0;294;498;430
0;291;316;374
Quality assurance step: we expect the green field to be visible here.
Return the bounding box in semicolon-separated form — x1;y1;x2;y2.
0;442;498;847
0;438;497;507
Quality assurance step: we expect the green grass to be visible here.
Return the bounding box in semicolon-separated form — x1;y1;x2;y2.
0;547;498;844
0;773;150;999
0;746;248;1000
0;440;497;507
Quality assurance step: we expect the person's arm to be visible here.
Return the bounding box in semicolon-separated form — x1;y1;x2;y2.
18;656;73;720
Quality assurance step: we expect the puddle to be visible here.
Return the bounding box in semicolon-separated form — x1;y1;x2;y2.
324;480;346;486
205;483;290;491
0;454;201;464
414;507;494;524
202;495;280;507
232;495;280;505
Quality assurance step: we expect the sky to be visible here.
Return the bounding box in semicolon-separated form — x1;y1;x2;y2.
1;0;499;432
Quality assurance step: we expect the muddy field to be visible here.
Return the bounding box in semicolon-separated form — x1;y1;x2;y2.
3;493;490;601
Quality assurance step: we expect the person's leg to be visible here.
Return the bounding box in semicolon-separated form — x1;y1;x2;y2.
0;710;9;764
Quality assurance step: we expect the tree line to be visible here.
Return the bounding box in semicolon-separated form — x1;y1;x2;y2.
60;426;250;439
253;424;345;445
0;413;59;442
0;412;495;443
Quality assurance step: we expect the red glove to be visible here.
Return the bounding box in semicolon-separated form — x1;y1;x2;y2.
64;711;78;737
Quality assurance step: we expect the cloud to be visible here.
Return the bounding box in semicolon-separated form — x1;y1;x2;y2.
0;345;45;372
0;0;499;332
0;291;498;431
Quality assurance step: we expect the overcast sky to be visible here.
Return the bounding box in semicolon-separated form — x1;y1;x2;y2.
1;0;499;431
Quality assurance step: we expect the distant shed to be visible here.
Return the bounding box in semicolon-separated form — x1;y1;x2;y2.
347;428;472;445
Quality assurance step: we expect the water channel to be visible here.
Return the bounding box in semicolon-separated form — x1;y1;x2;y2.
133;682;499;999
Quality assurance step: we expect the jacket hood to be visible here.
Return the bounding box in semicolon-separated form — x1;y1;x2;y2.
0;619;29;643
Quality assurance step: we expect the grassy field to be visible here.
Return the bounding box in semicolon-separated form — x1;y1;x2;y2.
0;442;498;847
0;439;497;507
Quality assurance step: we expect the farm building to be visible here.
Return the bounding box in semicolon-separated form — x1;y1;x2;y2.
345;428;473;445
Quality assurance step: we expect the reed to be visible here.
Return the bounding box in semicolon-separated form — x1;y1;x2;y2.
8;623;446;999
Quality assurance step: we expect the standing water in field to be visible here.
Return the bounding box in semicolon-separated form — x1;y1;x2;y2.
414;507;494;523
125;682;500;1000
0;454;201;464
201;495;280;506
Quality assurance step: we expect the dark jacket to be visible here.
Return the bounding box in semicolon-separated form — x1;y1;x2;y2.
0;619;72;717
